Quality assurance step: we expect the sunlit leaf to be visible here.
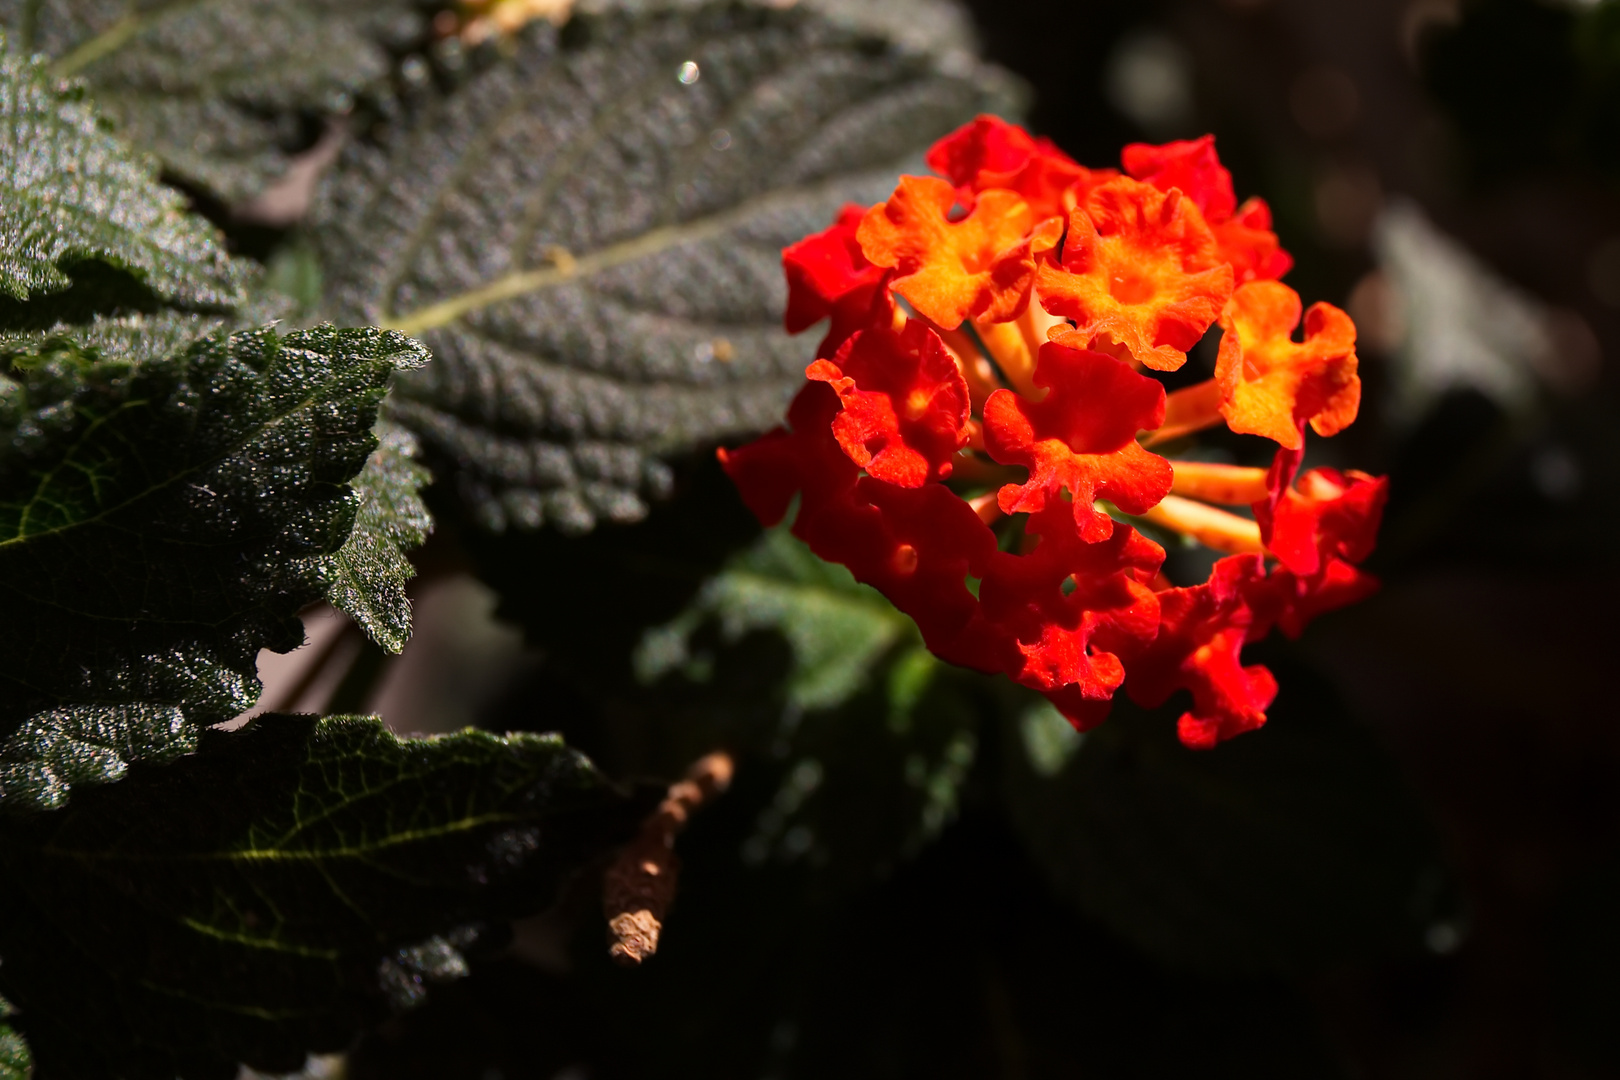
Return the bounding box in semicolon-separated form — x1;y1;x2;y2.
316;2;1016;533
0;325;428;809
0;32;244;313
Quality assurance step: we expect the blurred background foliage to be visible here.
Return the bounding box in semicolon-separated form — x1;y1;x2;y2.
172;0;1620;1076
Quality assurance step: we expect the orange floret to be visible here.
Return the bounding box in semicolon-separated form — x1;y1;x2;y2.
1215;280;1361;449
1036;177;1234;371
857;176;1061;329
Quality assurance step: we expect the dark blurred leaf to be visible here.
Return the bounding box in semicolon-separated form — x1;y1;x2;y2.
1551;851;1620;1073
634;526;983;879
349;818;1344;1080
635;525;912;711
0;999;27;1080
2;0;432;204
463;449;764;672
1001;659;1451;975
0;34;245;314
488;520;985;892
315;2;1016;533
0;713;641;1080
0;325;428;809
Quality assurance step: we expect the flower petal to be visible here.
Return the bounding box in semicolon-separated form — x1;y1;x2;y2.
1215;280;1361;448
1037;177;1233;371
857;176;1057;329
806;320;971;487
1245;558;1381;642
1126;554;1277;749
801;477;1000;657
782;204;897;359
717;381;859;526
982;343;1173;540
1122;135;1238;224
926;114;1111;219
1214;197;1294;284
1253;451;1389;577
979;504;1164;699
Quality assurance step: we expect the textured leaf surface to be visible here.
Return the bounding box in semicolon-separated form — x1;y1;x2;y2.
316;3;1016;533
578;0;982;59
1001;663;1451;975
3;0;433;204
0;33;243;311
0;325;428;809
309;420;432;654
0;713;642;1080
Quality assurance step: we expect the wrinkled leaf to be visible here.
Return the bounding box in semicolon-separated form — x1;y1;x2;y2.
0;32;245;314
0;713;643;1080
0;324;428;809
578;0;982;59
3;0;433;204
316;2;1016;533
0;307;243;362
1001;659;1453;975
309;420;433;654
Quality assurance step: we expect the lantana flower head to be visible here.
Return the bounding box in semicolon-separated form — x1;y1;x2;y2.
723;116;1387;749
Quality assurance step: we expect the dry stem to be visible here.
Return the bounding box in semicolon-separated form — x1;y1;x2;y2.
603;752;734;966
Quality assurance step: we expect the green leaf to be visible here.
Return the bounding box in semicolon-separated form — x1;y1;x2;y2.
1000;662;1453;976
0;713;643;1080
5;0;433;205
0;998;29;1080
309;419;433;655
0;324;429;809
0;32;245;311
315;2;1017;533
0;284;298;365
636;525;912;711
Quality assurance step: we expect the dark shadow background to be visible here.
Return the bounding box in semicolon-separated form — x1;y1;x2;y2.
348;2;1620;1077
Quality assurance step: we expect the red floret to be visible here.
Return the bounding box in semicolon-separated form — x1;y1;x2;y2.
782;204;896;359
1122;135;1238;224
978;505;1164;702
806;320;971;487
927;114;1110;219
1253;447;1388;577
1127;554;1278;749
717;381;858;527
981;343;1173;540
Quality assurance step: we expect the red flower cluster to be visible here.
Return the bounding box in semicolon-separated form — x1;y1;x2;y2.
721;118;1385;748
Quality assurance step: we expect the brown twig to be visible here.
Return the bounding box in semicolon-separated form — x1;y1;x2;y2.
602;752;734;966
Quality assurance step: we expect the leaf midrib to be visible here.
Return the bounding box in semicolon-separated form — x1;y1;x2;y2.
40;809;533;865
49;0;212;78
379;170;885;338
